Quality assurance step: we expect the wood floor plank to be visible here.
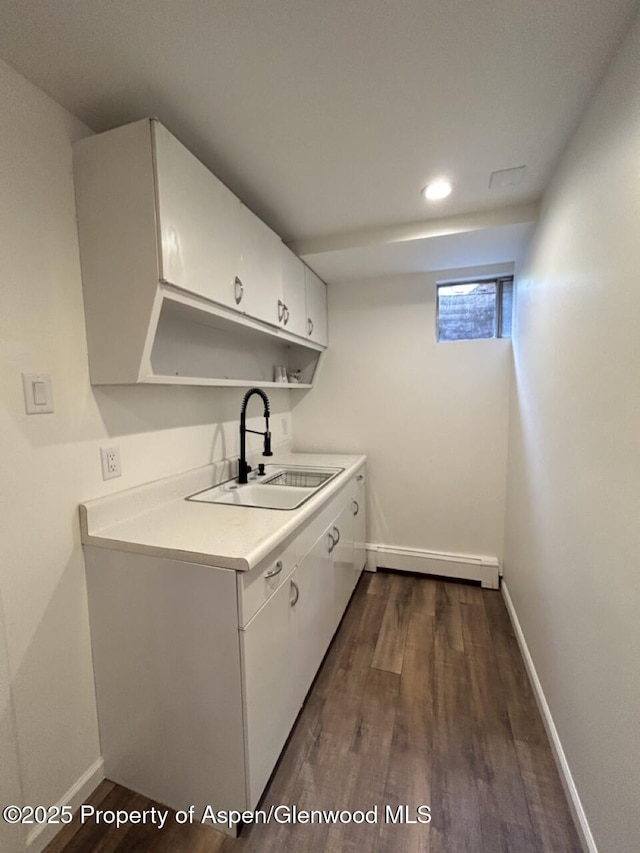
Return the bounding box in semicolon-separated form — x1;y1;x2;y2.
44;781;116;853
485;596;548;748
367;570;391;597
371;574;413;673
411;576;437;616
375;609;434;853
434;582;465;659
322;667;399;852
466;637;539;852
430;604;484;853
514;740;583;853
460;598;492;652
456;583;485;606
484;587;582;852
47;572;581;853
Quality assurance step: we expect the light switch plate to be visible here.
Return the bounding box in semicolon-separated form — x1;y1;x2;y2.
22;373;54;414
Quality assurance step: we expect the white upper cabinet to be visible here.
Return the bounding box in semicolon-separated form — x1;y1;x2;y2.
304;266;329;347
73;118;327;386
154;123;242;309
280;247;308;338
236;204;283;321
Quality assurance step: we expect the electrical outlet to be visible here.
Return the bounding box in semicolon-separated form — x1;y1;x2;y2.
101;446;122;480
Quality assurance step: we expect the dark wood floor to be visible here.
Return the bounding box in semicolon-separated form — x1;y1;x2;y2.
46;571;582;853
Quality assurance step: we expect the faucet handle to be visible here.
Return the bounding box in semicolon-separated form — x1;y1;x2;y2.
237;459;252;483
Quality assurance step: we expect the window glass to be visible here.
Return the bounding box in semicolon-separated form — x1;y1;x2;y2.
498;279;513;338
436;277;513;342
437;281;497;342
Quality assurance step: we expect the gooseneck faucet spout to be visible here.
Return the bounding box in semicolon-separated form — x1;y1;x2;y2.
238;388;273;484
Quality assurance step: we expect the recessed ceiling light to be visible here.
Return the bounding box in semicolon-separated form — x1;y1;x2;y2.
423;179;452;201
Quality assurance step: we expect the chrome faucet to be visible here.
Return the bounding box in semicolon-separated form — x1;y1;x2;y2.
238;388;273;484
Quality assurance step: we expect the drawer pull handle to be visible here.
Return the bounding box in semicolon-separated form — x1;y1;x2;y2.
327;532;335;554
290;579;300;606
352;500;359;516
264;560;283;580
333;526;341;546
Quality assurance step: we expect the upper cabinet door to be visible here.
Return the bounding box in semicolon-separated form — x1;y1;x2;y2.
236;204;283;322
153;122;242;309
304;267;328;347
280;247;307;338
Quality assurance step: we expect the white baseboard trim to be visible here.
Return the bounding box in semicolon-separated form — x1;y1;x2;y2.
27;757;105;852
501;582;596;853
366;543;499;589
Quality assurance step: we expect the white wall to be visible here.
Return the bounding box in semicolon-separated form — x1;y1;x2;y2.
504;11;640;852
0;59;292;852
292;265;513;563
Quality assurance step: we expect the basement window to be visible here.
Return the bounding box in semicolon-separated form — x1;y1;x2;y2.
436;276;513;342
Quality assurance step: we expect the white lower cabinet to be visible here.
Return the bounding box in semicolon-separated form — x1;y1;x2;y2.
331;502;357;621
85;466;365;835
241;571;299;808
353;476;367;576
293;529;337;703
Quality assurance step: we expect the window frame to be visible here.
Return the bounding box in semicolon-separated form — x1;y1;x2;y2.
435;275;514;343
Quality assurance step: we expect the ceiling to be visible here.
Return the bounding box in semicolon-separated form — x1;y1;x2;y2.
303;221;535;284
0;0;636;278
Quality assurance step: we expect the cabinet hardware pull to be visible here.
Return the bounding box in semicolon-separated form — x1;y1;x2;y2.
283;305;290;325
327;532;335;554
352;500;359;516
277;299;284;322
264;560;283;579
333;526;341;546
290;579;300;606
234;276;244;304
307;317;314;336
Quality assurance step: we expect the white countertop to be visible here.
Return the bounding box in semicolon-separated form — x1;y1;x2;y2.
80;452;366;572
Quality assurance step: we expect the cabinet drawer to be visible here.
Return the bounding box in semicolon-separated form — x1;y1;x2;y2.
237;534;298;628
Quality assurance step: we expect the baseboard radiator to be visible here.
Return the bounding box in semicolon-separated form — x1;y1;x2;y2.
366;543;500;589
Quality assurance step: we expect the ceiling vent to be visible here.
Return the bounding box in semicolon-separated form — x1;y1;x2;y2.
489;166;526;190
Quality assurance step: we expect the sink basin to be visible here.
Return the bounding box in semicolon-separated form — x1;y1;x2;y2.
209;483;315;510
187;465;344;510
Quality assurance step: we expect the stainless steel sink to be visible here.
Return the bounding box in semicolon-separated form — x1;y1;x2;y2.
187;465;344;510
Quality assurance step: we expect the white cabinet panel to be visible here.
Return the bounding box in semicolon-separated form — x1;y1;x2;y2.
237;204;283;322
293;527;336;707
331;503;356;619
154;122;241;309
353;479;367;578
84;548;246;821
304;266;329;346
281;247;308;338
241;571;299;808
